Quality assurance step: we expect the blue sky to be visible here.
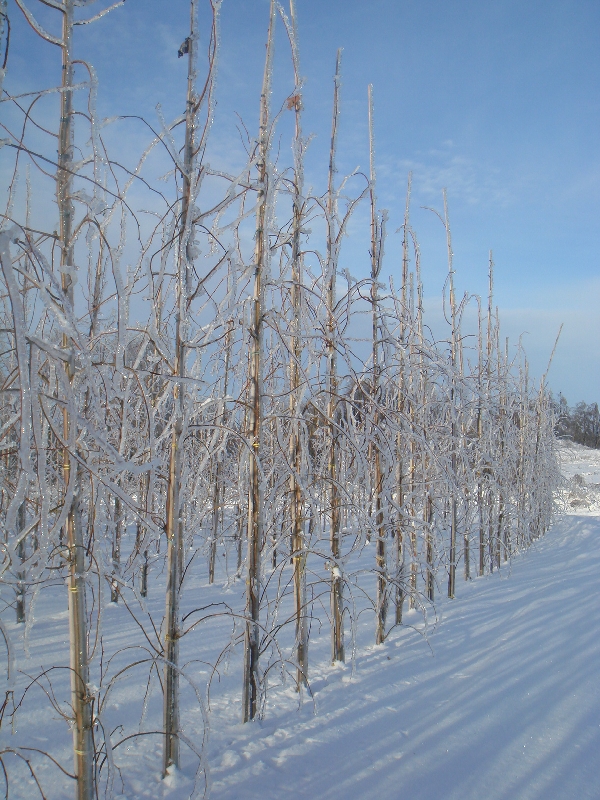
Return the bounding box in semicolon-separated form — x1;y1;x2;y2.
5;0;600;403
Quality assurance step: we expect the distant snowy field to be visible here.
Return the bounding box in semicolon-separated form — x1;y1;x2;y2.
559;440;600;514
2;442;600;799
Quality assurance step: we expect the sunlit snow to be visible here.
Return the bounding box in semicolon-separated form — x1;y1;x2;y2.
1;443;598;799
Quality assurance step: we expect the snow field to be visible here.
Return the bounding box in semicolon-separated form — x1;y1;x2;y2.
1;443;599;799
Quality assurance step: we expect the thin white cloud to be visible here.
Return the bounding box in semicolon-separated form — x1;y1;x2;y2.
399;153;512;207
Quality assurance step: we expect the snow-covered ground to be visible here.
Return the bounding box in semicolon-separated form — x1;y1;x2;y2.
2;442;600;799
205;443;600;800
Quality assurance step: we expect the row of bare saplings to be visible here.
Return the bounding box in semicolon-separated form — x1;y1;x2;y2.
0;0;559;796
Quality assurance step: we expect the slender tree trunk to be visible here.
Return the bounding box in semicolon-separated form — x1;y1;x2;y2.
475;297;484;577
16;501;25;623
394;449;405;625
208;459;220;584
395;176;411;625
486;254;496;573
163;0;197;770
141;548;148;598
408;387;417;611
463;524;470;581
57;4;94;795
111;494;122;603
288;0;308;690
67;482;94;800
235;502;243;572
137;470;150;597
487;488;494;573
368;86;387;644
242;0;275;721
163;401;184;773
478;481;485;576
497;493;504;565
326;50;344;663
424;492;434;601
416;276;434;603
444;192;458;600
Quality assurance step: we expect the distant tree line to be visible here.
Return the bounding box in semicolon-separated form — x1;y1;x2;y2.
553;395;600;449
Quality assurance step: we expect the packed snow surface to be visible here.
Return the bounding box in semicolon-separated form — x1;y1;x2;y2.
2;442;600;799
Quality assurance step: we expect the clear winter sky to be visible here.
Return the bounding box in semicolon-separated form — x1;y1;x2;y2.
7;0;600;403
